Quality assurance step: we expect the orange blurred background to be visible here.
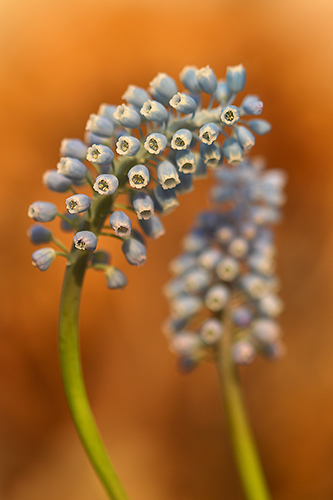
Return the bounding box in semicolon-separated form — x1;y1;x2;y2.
1;0;333;498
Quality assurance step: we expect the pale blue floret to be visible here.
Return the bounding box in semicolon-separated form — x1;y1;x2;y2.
28;201;57;222
43;170;72;192
57;157;87;180
179;66;201;95
98;104;120;125
235;126;255;151
232;341;256;365
139;216;165;240
195;66;218;94
183;267;211;293
85;114;114;137
93;174;119;195
175;150;196;174
122;85;150;109
205;284;230;312
144;133;168;155
200;318;223;345
252;319;280;343
133;192;154;220
27;225;52;244
215;81;232;104
222;138;243;164
241;95;263;116
220;105;241;126
169;93;197;114
197;247;222;270
122;238;147;266
116;136;141;156
199;123;220;145
199;143;222;168
113;104;141;129
170;129;192;150
157;160;181;189
105;266;128;289
109;211;132;237
66;194;91;214
86;144;114;165
127;165;150;189
32;248;56;271
140;100;168;122
149;73;178;104
226;64;246;93
73;230;97;252
216;256;240;281
175;171;193;194
153;184;179;213
171;295;203;320
247;119;272;135
60;138;88;161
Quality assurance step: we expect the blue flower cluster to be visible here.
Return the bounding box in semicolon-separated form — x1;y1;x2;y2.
27;64;271;289
163;157;286;370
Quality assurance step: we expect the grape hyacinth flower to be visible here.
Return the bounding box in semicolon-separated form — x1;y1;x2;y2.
27;64;277;500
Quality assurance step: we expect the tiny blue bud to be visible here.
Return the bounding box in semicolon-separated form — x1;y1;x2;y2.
169;93;197;114
27;224;52;244
60;138;88;161
98;104;120;125
157;160;180;190
133;192;154;220
86;114;114;137
232;307;253;327
235;126;255;151
122;238;147;266
216;257;240;281
140;100;168;122
175;171;193;194
175;150;196;174
222;138;243;164
113;104;141;129
179;66;201;95
139;215;165;240
247;119;272;135
241;95;263;115
149;73;178;103
57;157;87;180
226;64;246;93
199;143;222;168
86;144;114;165
116;135;141;156
122;85;150;108
105;266;128;289
32;248;56;271
60;212;80;232
43;170;72;192
195;66;217;94
197;248;222;270
214;81;232;104
144;133;167;155
73;230;97;252
199;123;220;145
153;184;179;213
220;105;241;126
170;129;192;150
90;250;111;266
93;174;119;195
28;202;57;222
66;194;91;214
128;165;150;189
252;319;280;343
109;211;132;237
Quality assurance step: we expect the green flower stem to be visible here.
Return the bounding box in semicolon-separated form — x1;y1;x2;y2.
58;251;129;500
217;301;272;500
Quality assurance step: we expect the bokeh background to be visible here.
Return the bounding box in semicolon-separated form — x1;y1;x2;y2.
1;0;333;498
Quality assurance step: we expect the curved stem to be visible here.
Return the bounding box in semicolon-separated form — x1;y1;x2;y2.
217;304;272;500
58;251;129;500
